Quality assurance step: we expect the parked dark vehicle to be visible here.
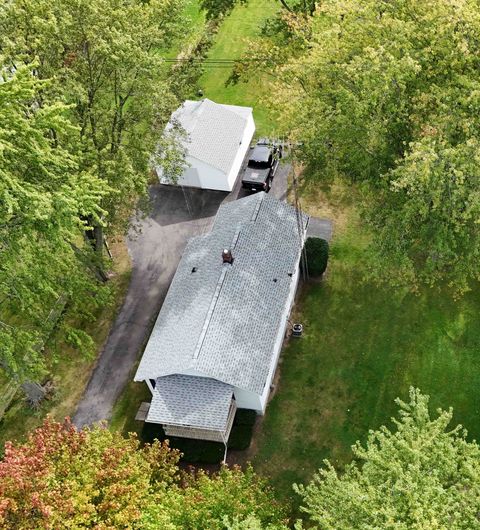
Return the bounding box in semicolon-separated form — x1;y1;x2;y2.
241;139;282;193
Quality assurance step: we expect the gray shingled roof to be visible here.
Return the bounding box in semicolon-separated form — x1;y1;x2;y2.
147;375;233;430
171;99;252;174
135;193;308;395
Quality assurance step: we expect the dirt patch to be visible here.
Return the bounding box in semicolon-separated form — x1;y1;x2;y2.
300;180;360;235
288;167;361;237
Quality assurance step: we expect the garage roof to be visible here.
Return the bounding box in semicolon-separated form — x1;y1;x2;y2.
170;98;252;174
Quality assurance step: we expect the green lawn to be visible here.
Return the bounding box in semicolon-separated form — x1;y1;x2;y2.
163;0;206;60
198;0;280;135
253;181;480;510
184;0;205;25
109;377;150;437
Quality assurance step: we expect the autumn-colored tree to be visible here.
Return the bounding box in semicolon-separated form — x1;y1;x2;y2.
296;388;480;529
0;418;287;529
0;418;179;529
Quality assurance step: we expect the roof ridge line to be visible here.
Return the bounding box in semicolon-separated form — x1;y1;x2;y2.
204;98;249;123
192;267;228;360
191;225;243;361
250;193;264;222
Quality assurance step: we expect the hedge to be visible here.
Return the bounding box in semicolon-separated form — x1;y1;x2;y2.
304;237;329;276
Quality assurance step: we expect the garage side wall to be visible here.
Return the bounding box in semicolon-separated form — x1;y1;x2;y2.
225;114;256;191
156;158;227;190
196;158;230;191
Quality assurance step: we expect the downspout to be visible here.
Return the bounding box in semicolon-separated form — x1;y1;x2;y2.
222;431;228;464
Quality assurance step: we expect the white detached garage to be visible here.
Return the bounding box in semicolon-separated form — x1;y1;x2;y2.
157;98;255;192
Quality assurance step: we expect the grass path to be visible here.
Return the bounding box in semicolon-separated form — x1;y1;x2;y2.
252;179;480;509
198;0;279;135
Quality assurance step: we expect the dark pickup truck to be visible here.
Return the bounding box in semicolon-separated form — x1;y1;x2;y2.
241;139;282;193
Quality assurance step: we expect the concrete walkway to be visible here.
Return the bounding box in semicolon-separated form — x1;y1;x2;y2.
307;217;334;242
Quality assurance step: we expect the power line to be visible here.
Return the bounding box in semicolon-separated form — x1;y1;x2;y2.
291;151;309;282
163;57;279;69
163;58;265;63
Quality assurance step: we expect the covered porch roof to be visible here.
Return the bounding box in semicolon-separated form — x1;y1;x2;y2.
146;375;234;437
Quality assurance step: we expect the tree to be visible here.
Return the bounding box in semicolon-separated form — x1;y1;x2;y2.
0;418;287;529
152;465;287;529
295;388;480;529
199;0;244;20
154;119;189;185
0;0;189;380
304;237;329;276
0;63;108;381
0;417;180;529
0;0;186;255
199;0;313;21
247;0;480;293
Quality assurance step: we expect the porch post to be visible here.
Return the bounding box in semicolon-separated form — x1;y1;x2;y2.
146;379;154;395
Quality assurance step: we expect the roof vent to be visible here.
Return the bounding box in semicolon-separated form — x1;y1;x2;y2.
222;248;233;265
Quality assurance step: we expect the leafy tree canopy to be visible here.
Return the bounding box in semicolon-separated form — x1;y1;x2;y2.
0;418;287;529
200;0;313;20
295;388;480;529
1;0;186;246
0;0;188;379
248;0;480;293
0;63;108;380
199;0;244;20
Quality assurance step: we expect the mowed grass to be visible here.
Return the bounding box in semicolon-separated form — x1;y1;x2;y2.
163;0;206;60
109;377;150;437
198;0;280;135
253;180;480;509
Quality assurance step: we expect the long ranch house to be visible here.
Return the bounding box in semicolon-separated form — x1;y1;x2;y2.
134;192;308;443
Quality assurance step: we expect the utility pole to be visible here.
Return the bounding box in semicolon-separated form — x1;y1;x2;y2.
291;152;309;282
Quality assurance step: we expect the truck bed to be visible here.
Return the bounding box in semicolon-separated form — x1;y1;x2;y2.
241;167;270;191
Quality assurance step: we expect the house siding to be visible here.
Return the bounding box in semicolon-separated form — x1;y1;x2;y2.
158;157;226;190
259;264;301;412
